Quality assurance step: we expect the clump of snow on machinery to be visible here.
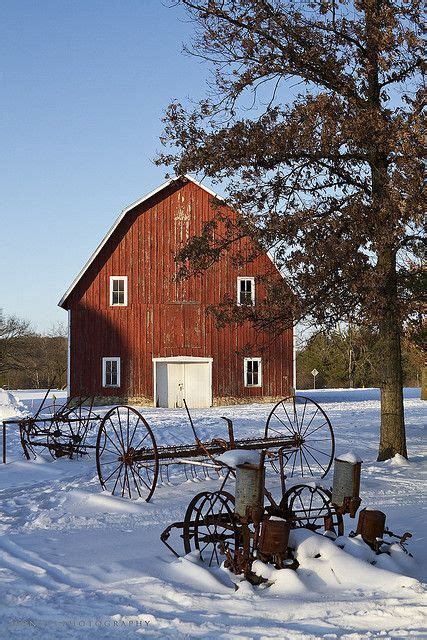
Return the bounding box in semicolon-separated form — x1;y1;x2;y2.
248;529;420;594
335;451;363;464
169;527;420;597
216;449;262;468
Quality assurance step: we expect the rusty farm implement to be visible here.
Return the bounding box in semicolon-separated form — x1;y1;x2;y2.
160;451;412;582
2;389;101;462
94;395;335;501
160;450;350;581
3;393;336;503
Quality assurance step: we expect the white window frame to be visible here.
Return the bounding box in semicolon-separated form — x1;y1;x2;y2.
109;276;128;306
102;357;121;388
244;357;262;387
237;277;255;306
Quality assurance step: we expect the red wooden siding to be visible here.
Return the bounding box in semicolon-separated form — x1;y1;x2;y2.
64;179;293;402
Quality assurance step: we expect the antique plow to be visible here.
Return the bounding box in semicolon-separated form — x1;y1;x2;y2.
3;392;336;504
95;395;336;502
160;452;412;582
160;451;345;581
2;388;102;462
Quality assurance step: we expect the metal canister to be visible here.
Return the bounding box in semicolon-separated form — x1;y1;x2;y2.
331;458;362;516
235;462;265;523
356;508;386;550
258;518;290;556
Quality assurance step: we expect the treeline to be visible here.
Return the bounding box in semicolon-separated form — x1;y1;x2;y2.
1;313;423;391
297;327;423;390
0;314;67;389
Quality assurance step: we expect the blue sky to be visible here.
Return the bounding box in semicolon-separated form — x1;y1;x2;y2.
0;0;211;331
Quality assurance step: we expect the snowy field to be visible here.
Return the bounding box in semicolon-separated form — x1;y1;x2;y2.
0;388;425;639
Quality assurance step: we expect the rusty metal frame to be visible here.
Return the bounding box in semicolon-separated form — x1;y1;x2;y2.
160;451;343;580
2;391;102;463
3;393;336;509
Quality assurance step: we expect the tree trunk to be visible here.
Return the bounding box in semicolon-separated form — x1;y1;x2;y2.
362;1;407;460
377;252;407;461
421;364;427;400
377;322;407;460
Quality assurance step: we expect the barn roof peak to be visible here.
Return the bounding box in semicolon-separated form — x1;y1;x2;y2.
58;175;223;308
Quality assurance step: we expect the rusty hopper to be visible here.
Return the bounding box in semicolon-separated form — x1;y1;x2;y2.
258;518;292;568
356;508;386;551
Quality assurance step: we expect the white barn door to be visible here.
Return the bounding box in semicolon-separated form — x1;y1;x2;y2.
156;363;168;408
154;358;212;408
167;363;185;408
183;362;211;408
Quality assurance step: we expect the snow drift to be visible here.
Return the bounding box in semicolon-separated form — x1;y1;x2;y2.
0;388;26;421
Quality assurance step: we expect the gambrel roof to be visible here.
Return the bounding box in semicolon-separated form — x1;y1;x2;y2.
58;175;285;309
58;175;223;309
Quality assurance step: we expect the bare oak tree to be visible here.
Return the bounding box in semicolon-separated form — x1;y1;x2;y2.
0;314;67;388
158;0;424;460
0;314;33;375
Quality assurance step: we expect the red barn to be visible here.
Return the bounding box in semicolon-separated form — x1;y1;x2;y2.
59;176;294;407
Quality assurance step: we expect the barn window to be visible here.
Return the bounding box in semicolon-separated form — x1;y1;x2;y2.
102;357;121;387
244;358;262;387
110;276;128;306
237;277;255;305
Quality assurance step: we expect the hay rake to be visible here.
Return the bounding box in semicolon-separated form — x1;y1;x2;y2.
95;395;335;501
3;392;336;502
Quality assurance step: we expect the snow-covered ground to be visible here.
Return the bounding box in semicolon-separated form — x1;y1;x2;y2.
0;388;425;639
0;388;27;422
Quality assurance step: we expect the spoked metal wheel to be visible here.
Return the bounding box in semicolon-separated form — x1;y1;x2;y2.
19;403;99;460
46;406;97;459
265;395;335;478
182;491;238;566
281;484;344;537
19;409;70;460
19;420;54;460
96;406;159;501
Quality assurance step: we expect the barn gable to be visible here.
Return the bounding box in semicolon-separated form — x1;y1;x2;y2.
59;176;294;407
59;176;240;309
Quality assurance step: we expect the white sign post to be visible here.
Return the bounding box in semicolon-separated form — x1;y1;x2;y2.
311;368;319;389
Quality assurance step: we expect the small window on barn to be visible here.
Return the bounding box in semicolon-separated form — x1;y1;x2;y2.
102;357;121;387
244;358;262;387
237;277;255;305
110;276;128;306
